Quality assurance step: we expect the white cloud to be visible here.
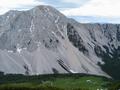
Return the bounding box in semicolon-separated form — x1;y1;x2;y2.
0;0;120;23
62;0;84;4
0;0;45;15
61;0;120;17
61;0;89;6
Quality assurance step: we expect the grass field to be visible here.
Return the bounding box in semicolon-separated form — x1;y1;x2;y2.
0;74;119;90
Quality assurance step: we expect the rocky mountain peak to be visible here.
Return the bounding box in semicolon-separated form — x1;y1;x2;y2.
0;5;120;80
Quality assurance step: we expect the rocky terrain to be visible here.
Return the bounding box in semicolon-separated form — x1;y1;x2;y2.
0;5;120;79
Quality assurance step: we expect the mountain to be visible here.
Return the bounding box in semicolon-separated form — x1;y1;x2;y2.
70;16;120;23
0;5;120;80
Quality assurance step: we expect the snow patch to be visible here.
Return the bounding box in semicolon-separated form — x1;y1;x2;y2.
55;16;60;24
69;69;78;73
17;47;22;53
30;19;35;33
7;50;13;53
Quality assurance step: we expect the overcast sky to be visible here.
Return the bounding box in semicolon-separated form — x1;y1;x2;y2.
0;0;120;23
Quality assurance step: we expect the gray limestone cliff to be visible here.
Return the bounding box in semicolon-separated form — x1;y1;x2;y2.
0;5;120;79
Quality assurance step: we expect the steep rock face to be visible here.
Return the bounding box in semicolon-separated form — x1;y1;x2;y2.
0;5;120;79
67;23;88;54
76;23;120;79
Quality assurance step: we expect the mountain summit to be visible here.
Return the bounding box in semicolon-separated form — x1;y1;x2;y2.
0;5;120;79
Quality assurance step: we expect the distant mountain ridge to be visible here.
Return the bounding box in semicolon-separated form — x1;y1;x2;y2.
0;5;120;80
70;16;120;24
